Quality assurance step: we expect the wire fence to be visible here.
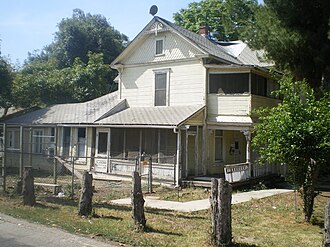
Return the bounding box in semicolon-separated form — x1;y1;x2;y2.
0;146;176;199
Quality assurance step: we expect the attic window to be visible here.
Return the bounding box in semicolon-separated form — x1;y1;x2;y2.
155;39;164;55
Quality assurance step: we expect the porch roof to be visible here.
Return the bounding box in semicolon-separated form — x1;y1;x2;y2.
208;115;253;127
2;91;124;125
95;104;205;127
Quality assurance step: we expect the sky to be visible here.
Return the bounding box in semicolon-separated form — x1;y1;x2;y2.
0;0;262;64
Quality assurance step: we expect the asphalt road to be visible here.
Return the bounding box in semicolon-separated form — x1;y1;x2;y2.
0;213;123;247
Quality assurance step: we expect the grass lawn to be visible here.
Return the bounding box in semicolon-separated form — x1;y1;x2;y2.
0;179;328;247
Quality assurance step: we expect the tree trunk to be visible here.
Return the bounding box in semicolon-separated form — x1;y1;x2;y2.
131;171;146;231
325;199;330;247
78;172;93;216
302;161;319;222
210;178;232;246
22;167;35;206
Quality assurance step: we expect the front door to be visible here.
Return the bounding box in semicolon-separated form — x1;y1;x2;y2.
94;129;110;173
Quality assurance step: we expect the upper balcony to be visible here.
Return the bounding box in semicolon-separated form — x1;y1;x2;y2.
207;72;281;116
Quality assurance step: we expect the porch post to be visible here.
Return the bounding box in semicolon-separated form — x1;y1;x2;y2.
175;129;181;186
242;130;251;177
19;125;24;178
29;127;33;166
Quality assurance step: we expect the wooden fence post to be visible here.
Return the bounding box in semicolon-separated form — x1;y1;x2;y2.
131;171;146;231
78;171;93;216
210;178;232;246
325;199;330;247
22;167;35;206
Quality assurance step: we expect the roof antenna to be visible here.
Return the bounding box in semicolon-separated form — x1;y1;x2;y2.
149;5;158;16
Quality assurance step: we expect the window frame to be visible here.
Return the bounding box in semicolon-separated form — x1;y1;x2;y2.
153;68;170;106
33;129;44;154
155;38;164;56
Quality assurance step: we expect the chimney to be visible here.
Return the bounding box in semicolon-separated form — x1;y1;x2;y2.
199;26;209;37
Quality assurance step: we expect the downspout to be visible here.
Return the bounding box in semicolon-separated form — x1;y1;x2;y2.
173;127;181;186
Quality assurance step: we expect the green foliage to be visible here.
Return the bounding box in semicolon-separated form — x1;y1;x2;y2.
13;53;112;107
252;77;330;221
13;9;128;108
173;0;258;41
47;8;128;68
0;55;13;114
246;0;330;89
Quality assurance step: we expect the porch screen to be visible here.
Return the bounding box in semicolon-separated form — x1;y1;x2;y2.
209;73;249;94
155;73;167;106
251;73;267;96
111;129;125;158
97;132;108;155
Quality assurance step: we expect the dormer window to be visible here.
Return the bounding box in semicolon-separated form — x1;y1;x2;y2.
155;39;164;55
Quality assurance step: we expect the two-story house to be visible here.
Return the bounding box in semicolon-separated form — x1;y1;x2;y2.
0;16;283;185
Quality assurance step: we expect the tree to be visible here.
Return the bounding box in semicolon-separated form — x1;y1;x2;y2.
173;0;258;41
252;77;330;222
246;0;330;90
14;9;128;108
0;54;13;116
47;8;128;68
13;53;111;107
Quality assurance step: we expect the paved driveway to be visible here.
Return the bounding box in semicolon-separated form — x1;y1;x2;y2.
0;213;123;247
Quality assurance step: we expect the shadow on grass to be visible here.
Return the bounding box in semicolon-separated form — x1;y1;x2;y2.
144;225;183;236
145;207;207;220
311;217;324;229
230;243;258;247
41;196;78;207
34;202;59;210
94;202;131;212
92;213;123;221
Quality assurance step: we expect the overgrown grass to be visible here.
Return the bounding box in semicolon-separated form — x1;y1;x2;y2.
0;184;328;247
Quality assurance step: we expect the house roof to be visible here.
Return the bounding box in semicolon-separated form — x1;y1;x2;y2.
96;104;205;128
112;16;271;69
3;92;124;125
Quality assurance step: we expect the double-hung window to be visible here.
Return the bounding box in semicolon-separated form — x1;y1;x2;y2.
154;72;167;106
33;130;43;154
155;39;164;55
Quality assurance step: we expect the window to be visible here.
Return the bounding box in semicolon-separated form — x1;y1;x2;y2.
214;130;223;161
97;132;108;155
209;73;249;94
251;73;267;96
155;39;164;55
77;128;86;158
62;127;71;156
155;72;167;106
33;130;43;153
8;130;19;150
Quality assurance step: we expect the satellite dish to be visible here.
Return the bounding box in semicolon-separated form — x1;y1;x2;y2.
149;5;158;16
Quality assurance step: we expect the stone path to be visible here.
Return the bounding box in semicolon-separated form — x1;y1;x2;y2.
111;189;292;212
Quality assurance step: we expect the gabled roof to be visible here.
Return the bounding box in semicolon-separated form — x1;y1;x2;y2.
3;92;125;125
111;16;240;66
96;104;205;128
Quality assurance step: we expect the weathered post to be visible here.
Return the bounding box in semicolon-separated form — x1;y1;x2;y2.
210;178;232;246
325;199;330;247
131;171;146;231
78;171;93;216
22;167;35;206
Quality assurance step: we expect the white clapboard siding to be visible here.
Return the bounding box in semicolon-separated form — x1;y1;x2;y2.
124;32;203;65
207;94;251;115
251;95;281;110
121;60;205;107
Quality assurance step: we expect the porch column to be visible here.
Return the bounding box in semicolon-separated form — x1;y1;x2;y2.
242;130;251;177
175;129;181;186
19;125;24;178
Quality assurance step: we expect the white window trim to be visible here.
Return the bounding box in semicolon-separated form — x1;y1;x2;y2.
153;68;171;106
155;38;165;56
96;128;110;157
33;129;44;154
7;129;20;151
